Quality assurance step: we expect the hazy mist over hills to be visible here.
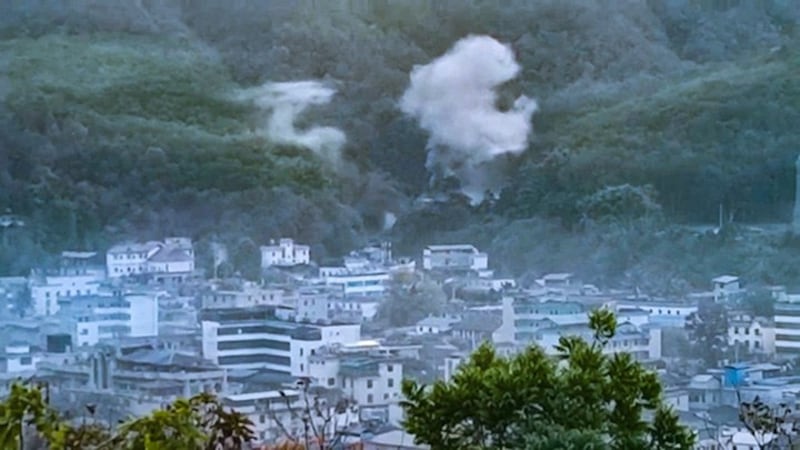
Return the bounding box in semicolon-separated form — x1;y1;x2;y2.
1;0;799;292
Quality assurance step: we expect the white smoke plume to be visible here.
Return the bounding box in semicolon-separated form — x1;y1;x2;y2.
400;35;538;202
239;81;346;163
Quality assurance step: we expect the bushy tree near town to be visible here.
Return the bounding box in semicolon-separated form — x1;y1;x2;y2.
401;309;696;449
0;386;253;450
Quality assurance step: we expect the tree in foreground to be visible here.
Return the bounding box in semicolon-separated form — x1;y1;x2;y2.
401;309;696;449
115;392;254;450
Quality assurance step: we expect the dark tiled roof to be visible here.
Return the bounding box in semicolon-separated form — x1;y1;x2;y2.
148;247;192;263
452;312;502;333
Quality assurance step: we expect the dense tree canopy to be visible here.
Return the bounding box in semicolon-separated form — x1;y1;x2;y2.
401;309;696;449
0;1;798;293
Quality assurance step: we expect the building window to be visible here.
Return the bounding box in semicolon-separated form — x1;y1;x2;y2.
384;393;389;400
367;394;373;404
388;378;394;388
367;380;373;389
745;328;750;335
300;348;303;356
755;328;761;336
328;378;335;387
259;414;265;424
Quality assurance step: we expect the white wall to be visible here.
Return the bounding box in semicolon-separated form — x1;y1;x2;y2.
30;273;103;316
147;259;194;274
128;292;159;337
201;321;220;363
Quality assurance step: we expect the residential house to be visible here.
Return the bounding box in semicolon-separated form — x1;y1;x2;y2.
308;345;404;424
329;296;381;323
106;237;195;281
260;238;310;269
451;311;503;350
712;275;745;303
728;312;775;356
57;290;160;347
0;342;41;375
615;300;697;328
414;315;460;335
201;282;286;310
29;253;105;316
422;244;488;273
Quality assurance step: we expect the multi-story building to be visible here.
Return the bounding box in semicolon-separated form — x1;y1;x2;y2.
58;290;160;347
37;346;226;420
106;237;194;280
260;239;310;269
422;244;488;273
277;286;335;324
29;252;106;316
728;312;775;355
773;298;800;356
712;275;745;303
201;283;285;310
0;342;41;374
493;295;587;344
308;345;404;424
201;307;360;375
534;322;661;361
328;296;381;323
615;300;697;328
321;268;389;298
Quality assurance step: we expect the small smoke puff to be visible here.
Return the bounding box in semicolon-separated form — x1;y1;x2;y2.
239;81;346;163
400;35;538;200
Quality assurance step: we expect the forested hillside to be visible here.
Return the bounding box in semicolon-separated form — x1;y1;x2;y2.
0;0;798;291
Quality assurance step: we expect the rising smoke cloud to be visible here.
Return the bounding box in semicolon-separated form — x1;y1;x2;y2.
239;81;346;164
400;35;538;202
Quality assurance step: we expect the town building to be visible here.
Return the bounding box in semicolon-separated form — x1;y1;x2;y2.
0;342;41;375
712;275;745;303
57;290;160;347
728;312;775;356
201;307;360;375
260;238;310;269
450;311;503;350
307;343;404;424
201;283;286;310
615;300;697;328
106;237;195;281
30;252;106;316
328;296;381;323
773;296;800;357
414;315;460;335
422;244;488;273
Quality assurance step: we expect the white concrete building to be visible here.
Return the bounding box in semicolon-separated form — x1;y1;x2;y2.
414;316;460;335
201;284;285;310
260;238;310;269
712;275;745;302
59;291;160;347
106;237;194;279
30;271;104;316
422;244;488;272
0;343;41;374
728;313;775;355
322;269;389;297
773;298;800;357
308;346;404;424
201;309;360;375
329;296;380;323
615;300;697;328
